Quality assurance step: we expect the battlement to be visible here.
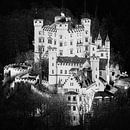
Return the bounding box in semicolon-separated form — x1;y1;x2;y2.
4;63;32;77
57;62;82;67
81;18;91;25
15;76;38;84
90;56;100;61
34;19;44;27
56;22;68;30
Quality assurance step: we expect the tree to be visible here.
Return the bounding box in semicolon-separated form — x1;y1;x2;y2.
87;90;130;130
46;94;71;129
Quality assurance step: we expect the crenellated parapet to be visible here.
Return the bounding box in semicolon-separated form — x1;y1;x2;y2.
4;63;32;77
15;76;37;85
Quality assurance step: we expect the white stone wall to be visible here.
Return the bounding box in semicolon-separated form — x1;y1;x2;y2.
90;57;99;82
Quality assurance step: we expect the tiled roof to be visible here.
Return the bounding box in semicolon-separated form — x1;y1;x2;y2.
99;59;108;70
94;91;111;97
65;91;78;95
69;68;79;71
57;56;87;64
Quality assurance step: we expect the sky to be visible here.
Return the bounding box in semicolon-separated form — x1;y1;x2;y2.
0;0;129;19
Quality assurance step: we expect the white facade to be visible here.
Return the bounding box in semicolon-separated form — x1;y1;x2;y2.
33;12;110;84
58;74;105;126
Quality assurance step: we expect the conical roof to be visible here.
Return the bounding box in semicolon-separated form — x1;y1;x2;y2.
97;33;102;40
105;35;110;42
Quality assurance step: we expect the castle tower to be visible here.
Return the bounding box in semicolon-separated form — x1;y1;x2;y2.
33;19;44;63
81;18;91;45
90;56;99;82
96;33;102;48
105;35;110;83
48;48;57;85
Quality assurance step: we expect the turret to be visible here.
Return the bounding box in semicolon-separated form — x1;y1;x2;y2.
105;35;110;49
90;56;99;82
81;18;91;44
105;35;110;83
48;48;57;85
33;19;44;63
96;33;102;48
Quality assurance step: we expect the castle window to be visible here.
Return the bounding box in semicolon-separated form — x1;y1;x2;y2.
85;46;88;50
60;42;63;47
54;40;56;45
39;37;44;43
54;33;56;37
93;47;95;51
73;96;76;101
112;72;115;76
99;71;102;76
96;75;97;78
39;31;44;35
79;96;82;101
59;50;63;56
70;41;73;45
73;116;76;121
70;82;73;86
70;33;72;37
68;96;71;101
86;30;88;34
85;37;88;42
65;70;67;74
52;63;54;66
101;53;104;57
60;70;63;74
59;35;62;39
52;57;54;60
70;49;73;54
73;106;76;111
42;47;44;52
48;39;52;44
52;70;54;74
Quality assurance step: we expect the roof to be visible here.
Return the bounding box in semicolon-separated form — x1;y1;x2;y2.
99;59;108;70
105;35;110;42
99;77;107;83
65;91;78;95
69;68;79;71
94;91;111;97
57;56;87;64
97;33;102;40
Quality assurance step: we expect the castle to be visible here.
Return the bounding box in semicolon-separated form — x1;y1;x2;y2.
32;12;112;125
33;12;110;85
3;12;112;126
